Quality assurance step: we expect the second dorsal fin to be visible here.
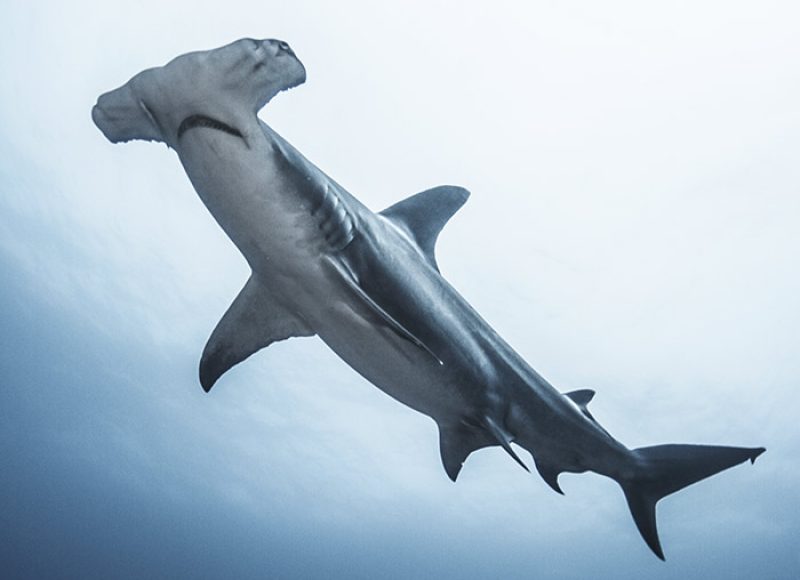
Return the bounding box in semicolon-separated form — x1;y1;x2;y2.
380;185;469;272
564;389;595;409
563;389;605;427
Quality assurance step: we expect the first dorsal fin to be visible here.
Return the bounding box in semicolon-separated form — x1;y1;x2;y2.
380;185;470;272
199;275;314;392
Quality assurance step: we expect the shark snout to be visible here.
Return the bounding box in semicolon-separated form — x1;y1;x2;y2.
257;38;306;86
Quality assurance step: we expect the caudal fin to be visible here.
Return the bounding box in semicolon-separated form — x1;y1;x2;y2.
620;444;765;560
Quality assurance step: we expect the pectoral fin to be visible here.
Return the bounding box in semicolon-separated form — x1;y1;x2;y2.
200;275;314;391
326;257;442;365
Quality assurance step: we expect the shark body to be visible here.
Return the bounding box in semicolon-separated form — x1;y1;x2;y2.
93;38;764;560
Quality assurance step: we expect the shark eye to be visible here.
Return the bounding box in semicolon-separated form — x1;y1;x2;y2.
278;41;291;52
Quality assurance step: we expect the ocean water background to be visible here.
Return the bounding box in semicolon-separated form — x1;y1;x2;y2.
1;2;798;578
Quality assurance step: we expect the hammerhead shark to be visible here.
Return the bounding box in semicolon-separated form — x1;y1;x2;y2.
92;38;764;559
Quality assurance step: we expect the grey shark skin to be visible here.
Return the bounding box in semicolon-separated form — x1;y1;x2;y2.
93;38;765;560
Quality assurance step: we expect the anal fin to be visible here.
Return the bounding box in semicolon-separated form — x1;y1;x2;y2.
533;459;564;495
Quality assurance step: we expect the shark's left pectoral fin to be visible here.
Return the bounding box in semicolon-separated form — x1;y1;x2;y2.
326;258;442;365
380;185;470;272
200;275;314;392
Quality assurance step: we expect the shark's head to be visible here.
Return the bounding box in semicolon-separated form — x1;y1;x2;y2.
92;38;306;146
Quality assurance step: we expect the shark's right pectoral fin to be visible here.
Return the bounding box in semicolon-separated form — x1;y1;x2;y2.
200;275;314;392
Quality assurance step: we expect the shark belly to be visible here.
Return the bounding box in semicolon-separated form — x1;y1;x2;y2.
177;130;329;275
308;273;481;422
174;127;483;421
176;124;761;560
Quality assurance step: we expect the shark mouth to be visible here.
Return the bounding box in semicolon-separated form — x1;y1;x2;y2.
177;114;244;140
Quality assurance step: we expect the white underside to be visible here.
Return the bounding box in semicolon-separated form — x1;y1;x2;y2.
176;126;472;422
